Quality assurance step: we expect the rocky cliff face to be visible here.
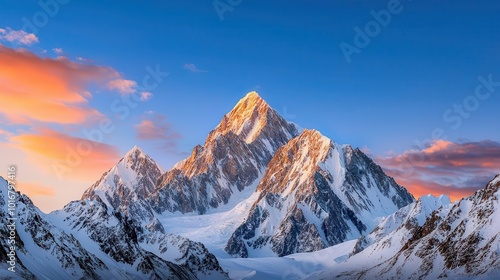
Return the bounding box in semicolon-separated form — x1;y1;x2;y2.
0;178;37;280
58;197;227;279
0;177;204;280
0;143;231;280
81;145;161;221
44;145;228;279
150;92;299;214
379;175;500;279
140;232;226;278
225;129;415;257
351;194;451;255
312;175;500;279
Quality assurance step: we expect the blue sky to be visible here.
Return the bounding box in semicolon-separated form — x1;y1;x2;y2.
1;0;500;211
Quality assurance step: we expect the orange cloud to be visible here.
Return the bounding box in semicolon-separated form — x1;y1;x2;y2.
377;140;500;201
0;45;119;124
387;175;480;202
422;139;452;154
18;181;56;197
11;128;121;181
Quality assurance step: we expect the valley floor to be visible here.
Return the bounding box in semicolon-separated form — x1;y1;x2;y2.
158;190;261;258
158;191;359;279
218;240;357;280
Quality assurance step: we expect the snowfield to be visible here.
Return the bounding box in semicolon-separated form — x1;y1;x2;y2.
219;240;357;280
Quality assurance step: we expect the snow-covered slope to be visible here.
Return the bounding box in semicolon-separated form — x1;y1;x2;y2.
225;129;415;257
0;177;200;280
0;178;36;280
220;239;358;280
311;175;500;279
150;91;299;214
81;145;161;221
352;194;451;256
157;191;261;257
53;198;228;279
0;144;231;279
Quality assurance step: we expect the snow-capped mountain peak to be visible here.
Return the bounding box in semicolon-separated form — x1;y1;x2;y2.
124;144;145;160
255;128;332;195
482;174;500;197
214;91;270;143
121;145;160;172
207;91;297;145
151;92;300;214
81;145;162;216
225;128;415;257
327;175;500;279
232;91;268;115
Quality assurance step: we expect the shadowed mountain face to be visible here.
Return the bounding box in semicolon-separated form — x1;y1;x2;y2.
225;129;415;257
78;92;414;260
373;175;500;279
311;175;500;279
81;146;162;220
0;177;215;280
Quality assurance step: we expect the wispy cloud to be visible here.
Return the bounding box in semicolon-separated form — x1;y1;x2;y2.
376;140;500;201
106;79;138;94
52;47;64;54
140;91;153;101
0;129;14;141
135;112;181;151
18;181;56;197
106;80;153;101
183;63;207;73
0;27;38;45
76;56;92;63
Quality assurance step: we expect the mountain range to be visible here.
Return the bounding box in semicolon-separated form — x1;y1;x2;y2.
1;92;498;279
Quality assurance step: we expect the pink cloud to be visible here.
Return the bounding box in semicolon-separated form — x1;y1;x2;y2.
135;113;181;151
376;140;500;201
106;79;137;94
52;47;63;54
183;63;206;73
140;91;153;101
0;27;39;45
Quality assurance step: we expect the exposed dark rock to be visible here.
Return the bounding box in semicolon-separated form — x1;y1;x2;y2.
152;92;299;215
226;129;414;257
